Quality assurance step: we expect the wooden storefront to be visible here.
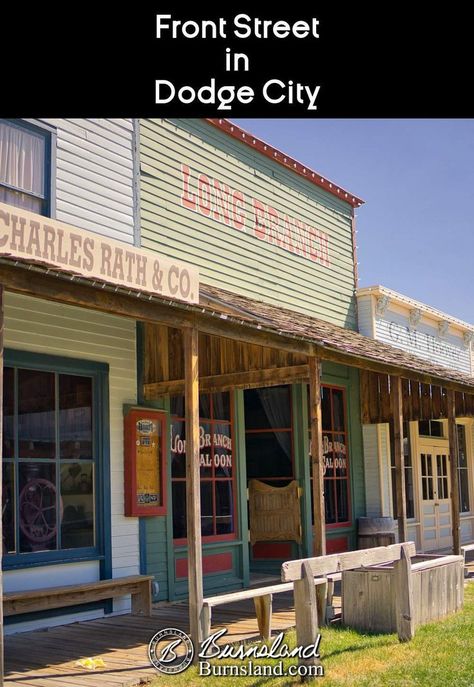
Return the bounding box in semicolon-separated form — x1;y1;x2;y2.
1;116;474;668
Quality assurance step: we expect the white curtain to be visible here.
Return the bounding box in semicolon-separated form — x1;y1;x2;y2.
257;387;291;458
0;122;44;208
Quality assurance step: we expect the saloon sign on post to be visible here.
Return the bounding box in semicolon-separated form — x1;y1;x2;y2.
0;202;199;303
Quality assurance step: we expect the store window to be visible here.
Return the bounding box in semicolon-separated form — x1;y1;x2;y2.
390;421;415;519
308;385;351;526
245;386;293;486
0;119;51;215
457;425;471;513
171;392;235;541
2;361;99;561
418;420;444;438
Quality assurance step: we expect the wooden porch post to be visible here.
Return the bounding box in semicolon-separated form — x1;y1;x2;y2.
0;286;4;681
390;376;407;543
184;326;204;649
309;357;325;556
447;389;461;555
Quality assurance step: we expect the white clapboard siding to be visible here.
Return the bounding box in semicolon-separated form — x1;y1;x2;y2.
40;118;136;244
4;292;138;627
375;310;471;374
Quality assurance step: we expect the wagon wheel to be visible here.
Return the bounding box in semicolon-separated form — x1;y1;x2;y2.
19;478;62;545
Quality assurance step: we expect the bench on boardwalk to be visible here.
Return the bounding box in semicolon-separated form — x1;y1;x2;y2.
202;578;328;641
461;543;474;577
4;575;154;617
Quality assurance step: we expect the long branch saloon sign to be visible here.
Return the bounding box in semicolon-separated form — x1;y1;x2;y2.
0;202;199;304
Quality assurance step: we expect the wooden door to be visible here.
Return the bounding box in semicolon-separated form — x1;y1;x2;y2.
419;444;452;551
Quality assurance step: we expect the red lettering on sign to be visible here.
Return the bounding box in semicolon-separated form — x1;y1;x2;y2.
180;164;197;210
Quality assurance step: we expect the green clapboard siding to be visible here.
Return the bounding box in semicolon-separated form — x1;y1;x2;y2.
139;119;357;328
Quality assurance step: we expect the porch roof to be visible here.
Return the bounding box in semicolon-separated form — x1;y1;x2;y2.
199;283;474;391
1;257;474;393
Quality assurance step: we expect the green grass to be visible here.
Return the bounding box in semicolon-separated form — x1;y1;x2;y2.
149;584;474;686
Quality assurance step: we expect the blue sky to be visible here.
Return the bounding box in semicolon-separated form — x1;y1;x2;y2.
233;119;474;323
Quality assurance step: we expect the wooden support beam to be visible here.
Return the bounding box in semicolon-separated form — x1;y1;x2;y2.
390;376;407;543
447;389;461;555
0;285;4;682
309;357;325;557
184;326;204;651
144;364;310;398
3;262;474;395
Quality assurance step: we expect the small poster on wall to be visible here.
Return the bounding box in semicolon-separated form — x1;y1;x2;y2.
124;407;167;516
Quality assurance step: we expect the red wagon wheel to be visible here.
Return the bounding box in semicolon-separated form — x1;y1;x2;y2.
19;478;63;545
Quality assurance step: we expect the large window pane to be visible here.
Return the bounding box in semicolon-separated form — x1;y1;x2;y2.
213;422;232;477
3;462;15;553
3;367;14;458
200;481;213;536
172;482;186;539
60;463;94;549
332;389;345;431
19;462;57;552
18;369;55;459
59;375;92;460
171;419;185;478
216;481;233;534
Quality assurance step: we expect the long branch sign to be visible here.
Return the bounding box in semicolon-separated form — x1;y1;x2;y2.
0;201;199;304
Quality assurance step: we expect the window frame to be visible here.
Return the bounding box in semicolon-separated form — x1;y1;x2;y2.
0;118;56;218
244;385;294;486
457;423;471;514
2;349;109;570
171;392;237;545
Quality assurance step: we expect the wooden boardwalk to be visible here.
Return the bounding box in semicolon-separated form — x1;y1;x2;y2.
4;590;301;687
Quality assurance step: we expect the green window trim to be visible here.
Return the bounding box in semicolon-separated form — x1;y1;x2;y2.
2;349;111;573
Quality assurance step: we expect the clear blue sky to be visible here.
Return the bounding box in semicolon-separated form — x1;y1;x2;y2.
233;119;474;323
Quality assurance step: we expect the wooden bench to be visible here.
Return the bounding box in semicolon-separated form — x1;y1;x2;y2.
461;543;474;577
203;578;328;641
4;575;154;618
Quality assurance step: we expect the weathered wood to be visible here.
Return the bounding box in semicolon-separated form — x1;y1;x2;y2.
293;561;319;672
254;594;272;640
409;380;421;421
309;357;326;556
420;383;432;420
391;376;407;542
393;543;414;641
4;263;474;394
204;579;327;607
315;580;328;626
359;370;371;424
455;391;466;417
0;284;3;684
4;576;154;617
431;385;442;419
447;389;461;555
368;372;380;423
461;543;474;577
281;542;416;582
402;379;411;422
379;373;391;423
410;555;463;573
202;604;212;640
184;326;204;650
342;553;463;634
144;364;310;398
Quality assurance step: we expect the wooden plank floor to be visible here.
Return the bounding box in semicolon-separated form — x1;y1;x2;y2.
4;590;312;687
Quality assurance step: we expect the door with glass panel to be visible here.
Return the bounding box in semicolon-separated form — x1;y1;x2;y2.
419;441;452;551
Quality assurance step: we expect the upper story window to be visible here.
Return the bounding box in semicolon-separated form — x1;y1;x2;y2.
0;119;51;216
